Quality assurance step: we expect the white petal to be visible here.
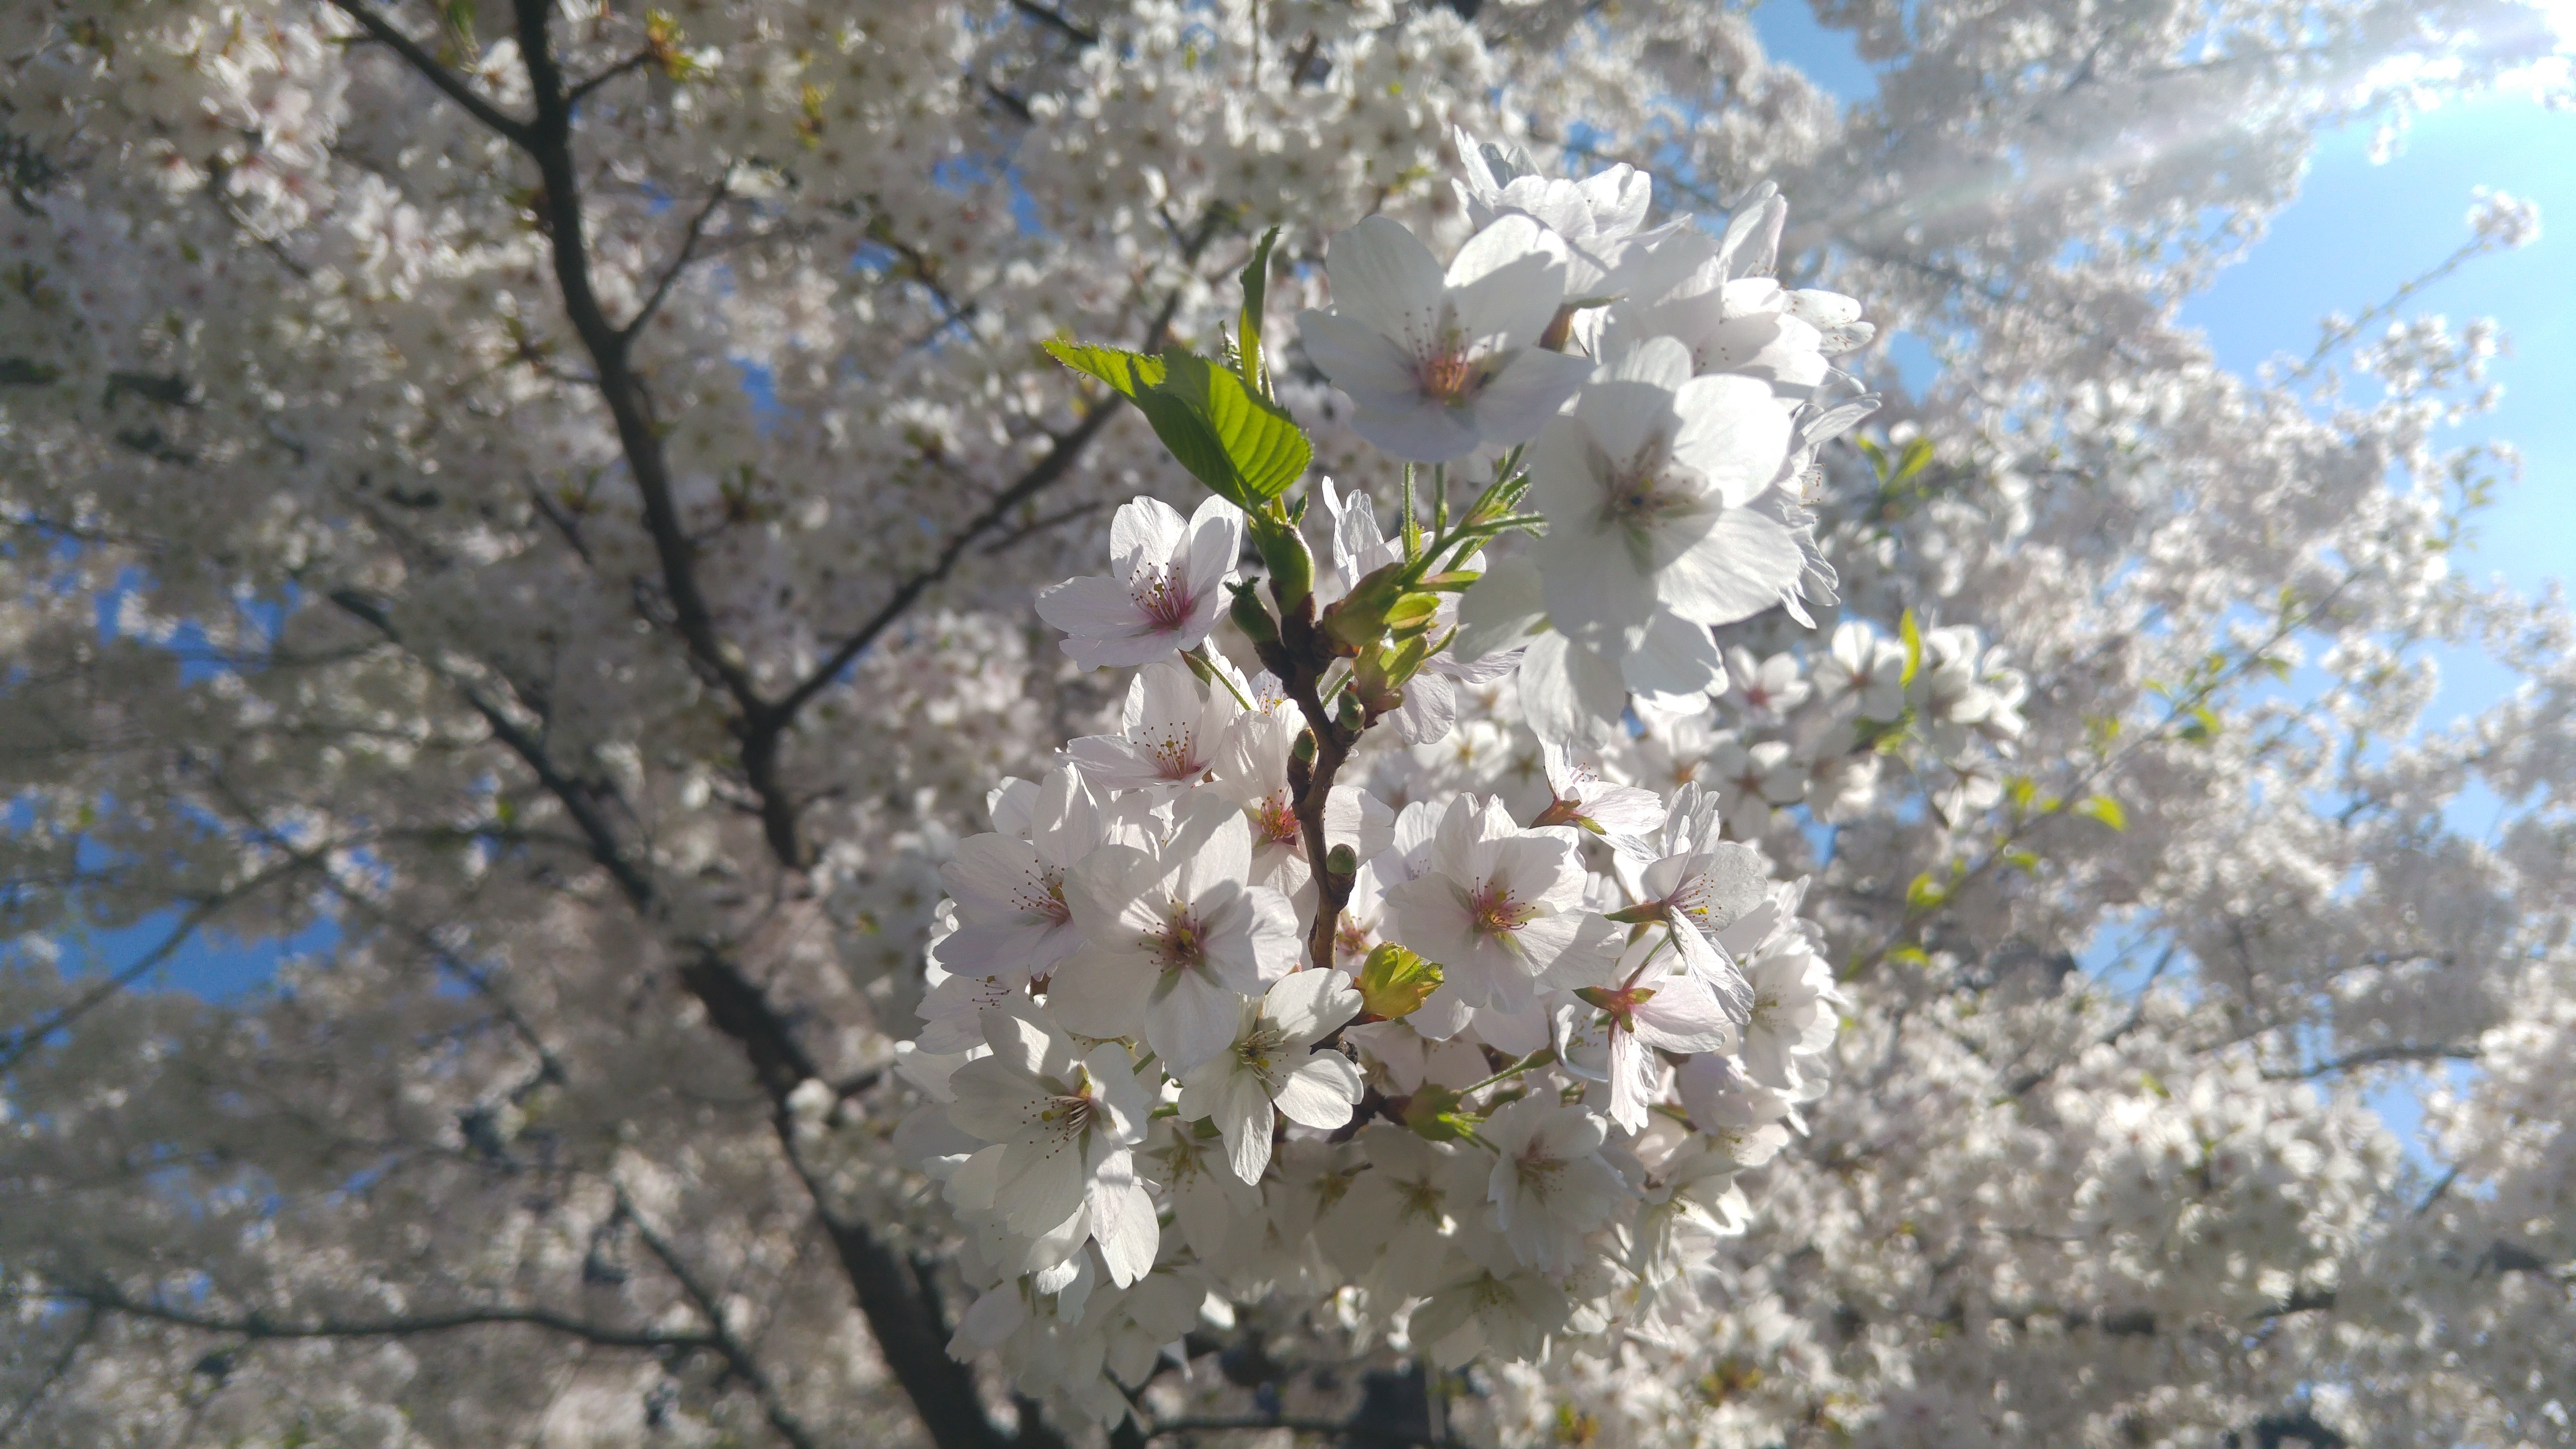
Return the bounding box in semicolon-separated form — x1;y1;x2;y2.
1148;969;1248;1074
1452;555;1546;663
1109;496;1187;577
1324;216;1448;354
1274;1053;1363;1129
1468;349;1595;448
1351;401;1484;463
1044;947;1153;1040
1659;505;1805;628
1265;968;1363;1044
1670;374;1793;508
1299;309;1427;411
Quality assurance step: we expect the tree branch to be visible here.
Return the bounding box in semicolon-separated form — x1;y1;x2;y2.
622;172;733;346
51;1284;719;1354
323;0;533;146
2260;1042;2480;1081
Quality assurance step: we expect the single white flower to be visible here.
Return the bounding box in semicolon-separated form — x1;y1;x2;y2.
1480;1094;1626;1271
1034;494;1242;668
1176;969;1366;1183
1705;733;1805;828
933;765;1109;985
1527;337;1802;704
943;1004;1159;1282
1138;1115;1263;1266
1738;932;1842;1092
1049;791;1301;1072
1812;620;1907;722
1297;214;1596;462
1330;1124;1483;1300
1381;794;1605;1011
1720;645;1812;724
1063;656;1241;793
1556;936;1739;1132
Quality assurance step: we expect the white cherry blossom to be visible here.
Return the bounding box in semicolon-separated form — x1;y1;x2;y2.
1033;495;1242;668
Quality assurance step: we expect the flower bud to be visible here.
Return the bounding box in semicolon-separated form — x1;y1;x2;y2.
1227;580;1279;646
1355;942;1442;1020
1249;512;1313;614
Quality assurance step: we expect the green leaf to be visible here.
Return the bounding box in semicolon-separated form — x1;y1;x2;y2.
1854;435;1888;479
1899;609;1923;689
2001;848;2041;873
1042;339;1166;401
2075;794;2127;831
1145;350;1312;508
1238;225;1280;397
2176;703;2222;743
1905;871;1948;915
1894;435;1934;483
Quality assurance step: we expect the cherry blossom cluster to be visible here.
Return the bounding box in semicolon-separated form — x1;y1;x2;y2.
889;133;1877;1424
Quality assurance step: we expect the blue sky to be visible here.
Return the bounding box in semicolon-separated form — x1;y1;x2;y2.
50;8;2576;1011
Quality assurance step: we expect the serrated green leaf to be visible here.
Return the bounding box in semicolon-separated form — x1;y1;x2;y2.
1899;609;1923;689
1894;435;1934;483
1043;339;1167;401
2076;794;2127;831
1148;350;1312;508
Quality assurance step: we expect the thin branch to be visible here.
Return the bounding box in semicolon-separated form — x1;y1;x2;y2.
50;1285;718;1354
1007;0;1100;47
323;0;533;145
622;172;733;346
767;218;1221;733
0;1304;97;1447
0;860;308;1073
2260;1041;2480;1081
327;589;657;910
566;49;656;107
1143;1417;1467;1449
619;1192;827;1449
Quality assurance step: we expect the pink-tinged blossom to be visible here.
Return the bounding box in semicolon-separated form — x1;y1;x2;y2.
1034;495;1242;668
1063;657;1241;793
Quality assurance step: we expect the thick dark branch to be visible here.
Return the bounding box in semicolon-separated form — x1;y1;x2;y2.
324;0;533;145
505;0;779;844
57;1285;717;1354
